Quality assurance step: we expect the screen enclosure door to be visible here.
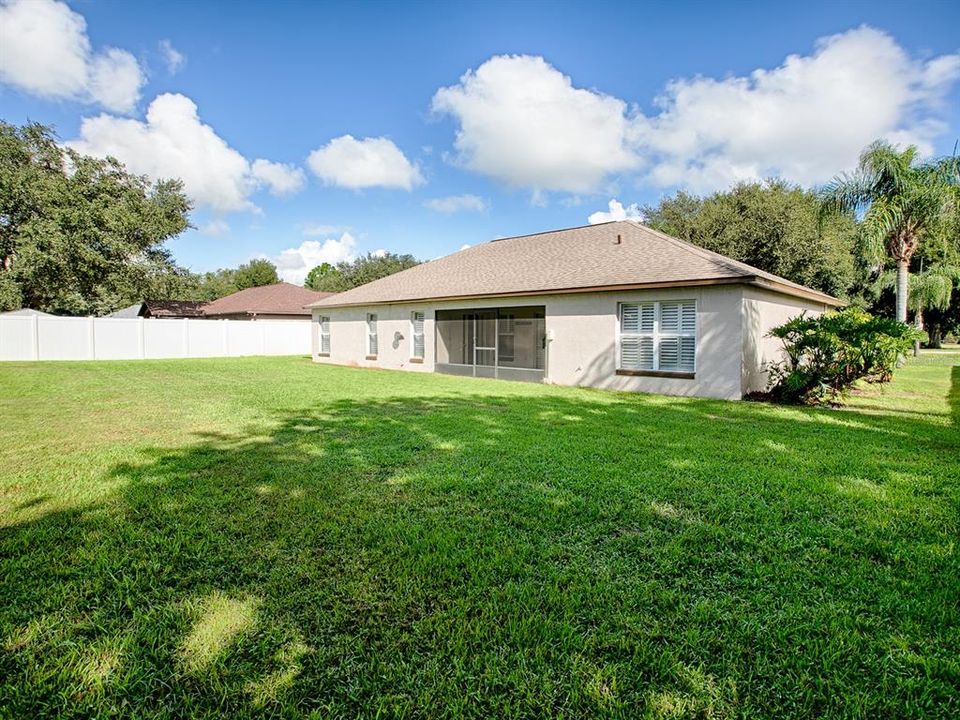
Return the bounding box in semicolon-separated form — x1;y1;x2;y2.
435;307;545;382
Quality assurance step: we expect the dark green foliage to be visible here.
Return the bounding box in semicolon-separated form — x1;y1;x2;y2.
0;122;191;314
1;355;957;717
304;262;340;291
309;252;420;292
644;180;859;298
767;307;923;404
233;259;279;290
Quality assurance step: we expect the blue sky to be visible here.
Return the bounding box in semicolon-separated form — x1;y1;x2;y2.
1;0;958;283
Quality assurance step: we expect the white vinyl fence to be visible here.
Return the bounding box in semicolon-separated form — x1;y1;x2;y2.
0;315;311;362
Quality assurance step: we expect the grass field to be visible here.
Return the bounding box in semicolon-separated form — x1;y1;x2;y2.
1;352;957;718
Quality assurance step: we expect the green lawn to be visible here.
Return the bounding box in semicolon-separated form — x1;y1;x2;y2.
1;353;957;719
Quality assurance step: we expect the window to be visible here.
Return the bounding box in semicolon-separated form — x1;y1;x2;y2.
410;311;425;359
319;316;330;354
619;300;696;373
366;313;378;357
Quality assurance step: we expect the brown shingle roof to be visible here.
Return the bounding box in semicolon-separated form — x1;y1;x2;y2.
307;221;842;309
144;300;207;317
204;283;335;317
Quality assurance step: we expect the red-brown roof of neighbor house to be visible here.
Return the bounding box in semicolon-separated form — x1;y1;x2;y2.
307;220;843;309
204;283;335;317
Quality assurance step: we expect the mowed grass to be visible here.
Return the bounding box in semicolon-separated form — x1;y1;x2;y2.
0;352;957;719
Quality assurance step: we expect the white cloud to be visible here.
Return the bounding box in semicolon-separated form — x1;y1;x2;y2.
423;194;487;213
273;233;357;284
0;0;144;112
432;54;641;194
159;39;185;75
200;219;230;236
635;26;960;192
371;248;387;258
587;199;645;225
68;93;305;212
307;135;423;190
250;159;306;196
432;29;960;196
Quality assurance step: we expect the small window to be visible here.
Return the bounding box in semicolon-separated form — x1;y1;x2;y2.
319;316;330;354
411;311;425;359
366;313;378;357
619;300;696;373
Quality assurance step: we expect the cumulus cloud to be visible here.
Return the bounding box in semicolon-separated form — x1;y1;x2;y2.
200;219;230;236
423;194;488;213
0;0;144;112
432;55;641;194
273;233;357;285
68;93;305;212
587;199;645;225
432;29;960;195
307;135;423;190
250;159;306;196
636;26;960;192
159;39;185;75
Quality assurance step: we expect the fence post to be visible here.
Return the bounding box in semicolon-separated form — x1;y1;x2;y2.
223;320;229;356
138;317;146;359
88;316;96;359
183;319;190;357
32;314;40;360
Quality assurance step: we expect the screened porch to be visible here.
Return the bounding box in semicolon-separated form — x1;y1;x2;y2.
435;307;546;382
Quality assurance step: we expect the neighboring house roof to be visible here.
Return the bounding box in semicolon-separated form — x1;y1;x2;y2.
145;300;208;318
308;220;842;309
203;282;335;317
105;303;146;318
0;308;54;317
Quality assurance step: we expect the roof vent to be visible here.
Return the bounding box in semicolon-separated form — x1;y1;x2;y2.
613;234;622;245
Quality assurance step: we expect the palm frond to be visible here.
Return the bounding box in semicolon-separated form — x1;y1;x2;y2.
859;197;903;262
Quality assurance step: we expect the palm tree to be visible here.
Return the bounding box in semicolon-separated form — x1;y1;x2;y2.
819;141;959;323
877;262;959;352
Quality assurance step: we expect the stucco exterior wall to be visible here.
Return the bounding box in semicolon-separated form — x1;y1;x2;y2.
312;303;437;373
312;284;755;399
740;286;832;396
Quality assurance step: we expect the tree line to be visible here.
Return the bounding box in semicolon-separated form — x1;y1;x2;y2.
1;121;957;343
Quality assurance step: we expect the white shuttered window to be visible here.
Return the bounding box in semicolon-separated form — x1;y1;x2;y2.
411;311;425;358
619;300;696;373
319;316;330;354
366;313;378;356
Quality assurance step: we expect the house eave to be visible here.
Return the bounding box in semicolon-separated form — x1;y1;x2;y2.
306;276;842;311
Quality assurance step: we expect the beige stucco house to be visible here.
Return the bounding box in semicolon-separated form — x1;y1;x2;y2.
305;221;842;400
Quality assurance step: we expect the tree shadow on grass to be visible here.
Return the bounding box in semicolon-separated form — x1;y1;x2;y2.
2;389;958;718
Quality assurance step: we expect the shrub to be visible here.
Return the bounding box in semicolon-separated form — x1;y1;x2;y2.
766;307;923;404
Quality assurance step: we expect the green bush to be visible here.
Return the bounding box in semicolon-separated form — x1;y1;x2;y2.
767;307;923;404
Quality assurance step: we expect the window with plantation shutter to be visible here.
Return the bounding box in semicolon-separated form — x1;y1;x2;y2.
319;316;330;354
411;311;424;359
619;300;696;374
366;313;378;356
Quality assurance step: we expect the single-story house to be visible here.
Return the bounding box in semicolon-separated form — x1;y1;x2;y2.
305;220;842;400
106;300;207;319
203;282;334;321
108;284;334;321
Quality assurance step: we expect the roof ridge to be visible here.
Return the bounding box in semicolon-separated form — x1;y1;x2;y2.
488;220;620;243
